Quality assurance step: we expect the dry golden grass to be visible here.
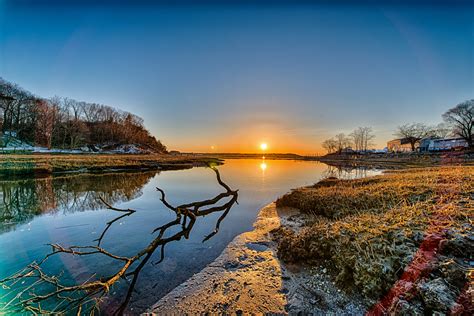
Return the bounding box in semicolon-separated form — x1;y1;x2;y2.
274;166;473;300
276;167;472;218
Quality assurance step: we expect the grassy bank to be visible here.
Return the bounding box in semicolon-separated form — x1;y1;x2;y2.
317;151;474;169
0;153;222;176
273;166;473;314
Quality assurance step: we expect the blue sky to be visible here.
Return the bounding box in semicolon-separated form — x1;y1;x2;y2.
0;1;472;153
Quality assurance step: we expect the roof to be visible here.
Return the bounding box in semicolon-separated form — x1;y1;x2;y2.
388;138;419;145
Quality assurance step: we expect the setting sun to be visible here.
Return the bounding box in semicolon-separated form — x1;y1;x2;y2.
260;143;268;151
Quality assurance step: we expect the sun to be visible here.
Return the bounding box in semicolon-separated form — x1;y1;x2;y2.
260;143;268;151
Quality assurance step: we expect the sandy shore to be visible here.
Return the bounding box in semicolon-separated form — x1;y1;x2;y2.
147;203;366;315
148;203;287;314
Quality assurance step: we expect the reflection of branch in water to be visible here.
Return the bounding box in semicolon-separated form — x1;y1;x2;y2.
0;166;238;315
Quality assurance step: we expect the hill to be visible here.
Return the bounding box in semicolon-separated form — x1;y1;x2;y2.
0;78;166;153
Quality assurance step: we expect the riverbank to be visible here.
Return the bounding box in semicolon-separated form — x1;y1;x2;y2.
0;153;222;176
318;151;474;169
192;151;474;169
149;204;369;314
149;166;473;314
274;166;473;314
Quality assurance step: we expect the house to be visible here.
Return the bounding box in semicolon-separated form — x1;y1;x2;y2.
340;147;354;154
387;138;419;152
419;137;468;152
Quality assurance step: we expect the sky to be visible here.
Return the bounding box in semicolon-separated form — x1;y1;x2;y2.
0;0;473;154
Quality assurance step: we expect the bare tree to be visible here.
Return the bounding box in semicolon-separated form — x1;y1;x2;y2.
395;123;432;151
431;122;452;139
350;127;375;152
322;138;338;154
334;133;352;153
442;100;474;148
0;166;238;315
35;99;58;149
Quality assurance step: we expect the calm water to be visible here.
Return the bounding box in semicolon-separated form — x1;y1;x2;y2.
0;159;381;314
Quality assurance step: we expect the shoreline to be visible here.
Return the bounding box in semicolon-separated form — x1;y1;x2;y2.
148;203;366;315
2;151;473;177
148;166;473;315
148;203;288;314
0;153;223;176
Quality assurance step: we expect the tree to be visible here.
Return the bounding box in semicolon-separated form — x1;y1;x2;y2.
395;123;432;151
432;122;452;139
442;100;474;148
334;133;352;153
322;138;337;154
35;99;57;149
350;127;375;152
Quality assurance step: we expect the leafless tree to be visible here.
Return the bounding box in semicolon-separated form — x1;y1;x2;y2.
395;123;433;151
35;99;58;149
334;133;352;153
322;138;337;154
431;122;451;138
442;99;474;148
0;166;238;315
350;127;375;152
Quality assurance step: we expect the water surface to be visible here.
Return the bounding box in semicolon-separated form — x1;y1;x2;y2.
0;159;381;313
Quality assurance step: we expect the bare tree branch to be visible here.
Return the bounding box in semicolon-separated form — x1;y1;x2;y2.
0;167;238;315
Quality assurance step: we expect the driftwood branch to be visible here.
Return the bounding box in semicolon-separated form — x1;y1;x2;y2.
0;166;238;315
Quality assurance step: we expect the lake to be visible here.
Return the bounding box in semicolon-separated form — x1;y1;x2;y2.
0;159;381;314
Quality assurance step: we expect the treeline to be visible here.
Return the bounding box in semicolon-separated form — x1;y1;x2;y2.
322;99;474;153
0;78;166;152
322;127;376;154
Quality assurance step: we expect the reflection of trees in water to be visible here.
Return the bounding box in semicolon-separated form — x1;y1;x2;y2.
0;171;158;232
0;167;238;315
323;164;373;179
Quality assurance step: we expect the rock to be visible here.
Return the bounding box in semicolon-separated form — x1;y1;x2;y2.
438;259;467;288
417;278;457;312
439;229;474;257
388;298;424;315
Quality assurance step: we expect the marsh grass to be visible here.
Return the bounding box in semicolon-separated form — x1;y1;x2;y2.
0;154;221;175
274;166;473;304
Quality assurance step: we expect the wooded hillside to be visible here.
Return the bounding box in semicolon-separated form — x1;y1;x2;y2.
0;78;166;152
